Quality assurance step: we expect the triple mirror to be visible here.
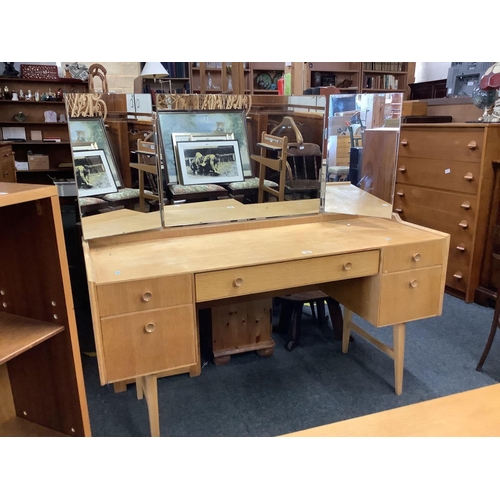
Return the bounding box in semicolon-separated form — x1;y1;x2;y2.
67;92;403;241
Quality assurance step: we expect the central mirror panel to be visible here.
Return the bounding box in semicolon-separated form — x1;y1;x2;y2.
157;95;327;228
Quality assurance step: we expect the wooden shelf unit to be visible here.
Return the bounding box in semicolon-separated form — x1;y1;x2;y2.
302;62;414;98
0;182;91;437
0;76;87;176
249;62;285;95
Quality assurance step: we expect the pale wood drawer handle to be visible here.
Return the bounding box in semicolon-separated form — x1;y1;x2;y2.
456;244;466;251
401;139;408;147
395;208;403;213
343;262;352;271
144;322;156;333
453;272;463;280
234;277;244;287
464;172;474;181
467;141;477;150
412;253;421;262
398;166;406;173
141;291;153;302
410;280;418;288
458;220;468;228
397;190;404;197
461;201;471;209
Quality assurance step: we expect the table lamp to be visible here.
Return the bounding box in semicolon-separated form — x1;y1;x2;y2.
140;62;172;93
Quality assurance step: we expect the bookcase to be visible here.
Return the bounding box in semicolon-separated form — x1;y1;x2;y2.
0;182;91;436
249;62;285;94
134;62;190;96
0;76;88;185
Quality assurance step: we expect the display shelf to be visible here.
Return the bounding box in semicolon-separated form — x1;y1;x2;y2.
0;312;64;364
0;416;67;437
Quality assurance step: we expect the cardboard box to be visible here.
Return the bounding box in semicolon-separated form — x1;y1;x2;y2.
402;100;428;117
28;155;50;170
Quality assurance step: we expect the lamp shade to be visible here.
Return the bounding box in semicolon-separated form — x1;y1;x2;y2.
140;62;169;80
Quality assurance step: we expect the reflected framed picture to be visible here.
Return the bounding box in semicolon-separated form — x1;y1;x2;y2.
171;132;234;175
68;117;123;188
176;140;244;186
157;109;251;184
73;149;118;198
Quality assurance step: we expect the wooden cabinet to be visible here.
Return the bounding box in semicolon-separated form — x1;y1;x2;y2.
0;142;15;182
87;270;200;385
0;183;90;436
249;62;285;95
394;123;500;303
0;76;88;184
305;62;361;93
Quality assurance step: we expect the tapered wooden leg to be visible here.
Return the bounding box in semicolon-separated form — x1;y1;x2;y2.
136;377;144;400
342;307;352;353
143;374;160;437
393;323;406;396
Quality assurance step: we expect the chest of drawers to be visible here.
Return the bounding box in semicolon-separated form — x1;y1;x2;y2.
0;143;16;183
394;123;500;303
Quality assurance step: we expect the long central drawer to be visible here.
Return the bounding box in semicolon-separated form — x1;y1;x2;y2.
195;250;380;302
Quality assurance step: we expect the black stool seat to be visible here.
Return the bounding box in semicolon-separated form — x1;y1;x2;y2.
277;291;343;351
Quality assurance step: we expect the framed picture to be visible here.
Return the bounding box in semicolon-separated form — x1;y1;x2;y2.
68;117;123;188
157;109;251;184
73;149;118;198
171;132;234;175
176;140;244;186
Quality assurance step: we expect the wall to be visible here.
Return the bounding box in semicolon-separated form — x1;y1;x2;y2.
414;62;451;83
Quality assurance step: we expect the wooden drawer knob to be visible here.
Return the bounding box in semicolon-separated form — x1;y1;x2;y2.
400;139;408;147
410;280;418;288
234;277;244;287
453;271;463;280
464;172;474;181
456;244;466;252
398;166;406;173
461;201;471;209
467;141;477;150
141;291;153;302
458;220;468;228
144;322;156;333
412;253;421;262
343;262;352;271
397;190;404;197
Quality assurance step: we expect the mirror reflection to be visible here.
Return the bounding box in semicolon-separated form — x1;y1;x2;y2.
65;93;163;241
324;92;403;215
156;95;327;228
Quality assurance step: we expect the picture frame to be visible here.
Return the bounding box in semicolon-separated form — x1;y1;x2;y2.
171;132;234;175
176;140;244;186
68;117;123;188
157;109;251;184
72;149;118;198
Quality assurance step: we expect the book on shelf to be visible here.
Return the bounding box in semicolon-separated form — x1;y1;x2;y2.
43;137;61;142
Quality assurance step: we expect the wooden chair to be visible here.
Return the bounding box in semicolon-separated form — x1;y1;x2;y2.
251;132;288;203
284;142;322;199
88;64;109;93
476;253;500;371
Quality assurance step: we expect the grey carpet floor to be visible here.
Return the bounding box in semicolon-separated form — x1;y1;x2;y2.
81;293;500;437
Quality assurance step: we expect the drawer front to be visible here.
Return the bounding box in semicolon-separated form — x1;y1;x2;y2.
378;266;444;325
445;258;470;295
398;128;484;162
101;305;197;382
195;250;380;303
394;184;478;219
97;275;193;317
396;157;480;194
393;201;475;246
382;239;447;274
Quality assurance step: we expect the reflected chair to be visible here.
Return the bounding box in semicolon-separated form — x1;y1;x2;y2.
252;132;288;203
476;253;500;371
284;142;322;199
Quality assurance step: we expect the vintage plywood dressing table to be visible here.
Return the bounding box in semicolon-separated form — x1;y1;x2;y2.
80;185;448;436
70;93;449;437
